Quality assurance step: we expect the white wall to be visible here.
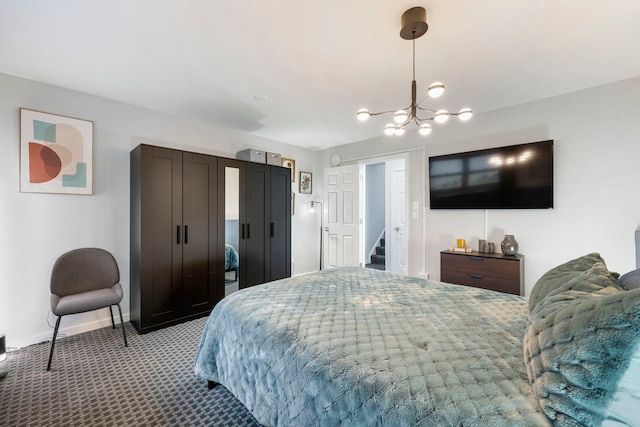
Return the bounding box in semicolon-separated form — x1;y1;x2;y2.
0;73;321;349
324;77;640;292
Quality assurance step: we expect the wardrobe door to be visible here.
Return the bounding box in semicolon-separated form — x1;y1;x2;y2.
244;163;269;288
182;152;221;315
139;145;183;329
268;165;291;281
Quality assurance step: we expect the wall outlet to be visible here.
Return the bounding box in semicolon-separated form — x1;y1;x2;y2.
419;272;429;279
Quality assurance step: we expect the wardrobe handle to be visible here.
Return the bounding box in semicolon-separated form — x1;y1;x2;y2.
177;225;181;245
270;222;274;237
184;225;189;244
247;223;251;239
241;224;245;240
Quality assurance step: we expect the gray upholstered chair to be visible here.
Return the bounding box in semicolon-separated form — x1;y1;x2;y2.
47;248;128;371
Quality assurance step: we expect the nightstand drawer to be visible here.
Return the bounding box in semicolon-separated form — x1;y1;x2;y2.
440;250;524;296
441;253;520;280
441;269;520;295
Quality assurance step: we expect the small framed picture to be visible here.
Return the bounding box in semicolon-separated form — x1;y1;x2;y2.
299;171;312;194
281;157;295;182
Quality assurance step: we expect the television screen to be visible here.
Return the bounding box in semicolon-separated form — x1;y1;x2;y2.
429;140;553;209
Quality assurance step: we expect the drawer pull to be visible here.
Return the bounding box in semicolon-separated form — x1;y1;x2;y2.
469;256;484;262
469;273;484;280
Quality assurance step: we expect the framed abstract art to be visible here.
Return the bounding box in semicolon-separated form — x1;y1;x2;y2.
20;108;93;194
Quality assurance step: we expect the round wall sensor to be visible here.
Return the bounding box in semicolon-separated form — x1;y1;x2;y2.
330;155;341;166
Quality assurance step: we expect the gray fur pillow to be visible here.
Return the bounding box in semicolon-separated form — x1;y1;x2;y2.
619;268;640;290
528;252;605;312
523;261;640;425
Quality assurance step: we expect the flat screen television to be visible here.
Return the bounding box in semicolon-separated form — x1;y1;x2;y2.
429;140;554;209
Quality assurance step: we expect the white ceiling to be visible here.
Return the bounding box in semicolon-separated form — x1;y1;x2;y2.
2;0;640;150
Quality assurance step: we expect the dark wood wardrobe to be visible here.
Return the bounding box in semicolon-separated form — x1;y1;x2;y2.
130;144;291;334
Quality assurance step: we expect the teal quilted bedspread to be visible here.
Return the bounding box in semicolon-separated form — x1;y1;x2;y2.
194;267;550;426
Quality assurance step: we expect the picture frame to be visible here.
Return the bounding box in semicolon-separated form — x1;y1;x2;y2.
20;108;93;194
291;192;295;215
281;157;295;182
299;171;312;194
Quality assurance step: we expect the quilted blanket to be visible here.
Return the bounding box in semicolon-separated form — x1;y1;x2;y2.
194;267;550;426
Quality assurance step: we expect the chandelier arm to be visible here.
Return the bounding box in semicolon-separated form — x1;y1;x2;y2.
395;113;413;128
416;96;432;107
416;105;438;113
367;104;413;116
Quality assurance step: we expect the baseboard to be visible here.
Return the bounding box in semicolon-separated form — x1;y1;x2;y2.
9;312;131;351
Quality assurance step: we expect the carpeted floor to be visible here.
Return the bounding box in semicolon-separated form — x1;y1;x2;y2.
0;317;262;426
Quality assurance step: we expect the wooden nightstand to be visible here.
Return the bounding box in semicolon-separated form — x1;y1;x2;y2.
440;250;524;295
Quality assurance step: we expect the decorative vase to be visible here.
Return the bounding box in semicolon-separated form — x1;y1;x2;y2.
501;235;518;256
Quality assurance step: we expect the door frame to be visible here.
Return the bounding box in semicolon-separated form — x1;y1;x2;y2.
359;153;409;274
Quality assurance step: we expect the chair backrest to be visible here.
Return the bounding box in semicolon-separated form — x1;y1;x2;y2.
50;248;120;297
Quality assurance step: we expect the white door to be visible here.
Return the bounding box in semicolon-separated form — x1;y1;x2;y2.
324;164;360;268
386;159;406;274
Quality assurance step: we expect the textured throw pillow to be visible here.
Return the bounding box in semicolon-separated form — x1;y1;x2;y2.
523;261;640;425
619;268;640;291
528;252;606;312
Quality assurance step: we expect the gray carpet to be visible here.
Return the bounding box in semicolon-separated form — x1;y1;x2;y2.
0;317;262;426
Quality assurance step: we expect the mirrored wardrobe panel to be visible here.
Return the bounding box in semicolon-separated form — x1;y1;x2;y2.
223;163;241;296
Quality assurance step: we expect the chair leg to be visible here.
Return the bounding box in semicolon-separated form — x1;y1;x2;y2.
109;306;116;329
47;316;62;371
116;304;128;347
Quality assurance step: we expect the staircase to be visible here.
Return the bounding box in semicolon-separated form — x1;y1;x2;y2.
365;234;386;271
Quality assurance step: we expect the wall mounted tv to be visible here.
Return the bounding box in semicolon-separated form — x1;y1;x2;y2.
429;140;554;209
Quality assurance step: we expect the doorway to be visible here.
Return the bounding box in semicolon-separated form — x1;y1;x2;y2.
362;157;407;274
323;156;408;274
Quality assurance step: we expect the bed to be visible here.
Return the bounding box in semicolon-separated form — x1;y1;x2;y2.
225;243;239;281
195;257;640;426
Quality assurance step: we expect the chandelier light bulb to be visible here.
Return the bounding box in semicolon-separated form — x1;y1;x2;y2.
427;82;445;98
357;108;370;121
394;110;409;124
458;108;473;121
434;109;449;124
384;124;396;136
419;123;432;136
394;126;405;136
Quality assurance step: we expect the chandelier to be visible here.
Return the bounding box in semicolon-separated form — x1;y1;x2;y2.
356;7;472;136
